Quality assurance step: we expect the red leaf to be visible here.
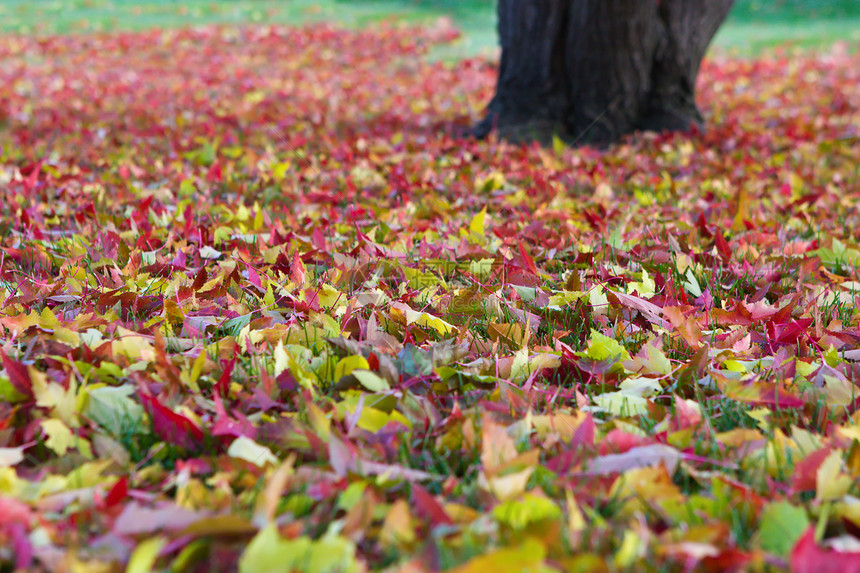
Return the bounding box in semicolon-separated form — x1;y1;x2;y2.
411;484;453;528
752;386;805;409
791;528;860;573
517;241;539;275
103;476;128;508
715;231;732;263
701;548;750;573
139;392;204;451
192;267;208;291
216;358;235;397
767;319;813;346
0;352;34;398
206;161;223;182
791;448;832;494
21;161;41;193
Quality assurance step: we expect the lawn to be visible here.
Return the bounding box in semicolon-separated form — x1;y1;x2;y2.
1;2;860;573
2;0;860;55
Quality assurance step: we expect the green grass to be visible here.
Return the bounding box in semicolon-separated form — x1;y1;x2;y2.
0;0;425;34
714;18;860;53
1;0;858;57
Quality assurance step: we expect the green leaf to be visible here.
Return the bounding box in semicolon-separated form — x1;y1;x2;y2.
352;369;390;392
579;330;631;363
239;525;309;573
304;535;359;573
758;501;809;558
399;345;434;377
493;494;562;530
239;526;358;573
85;385;144;437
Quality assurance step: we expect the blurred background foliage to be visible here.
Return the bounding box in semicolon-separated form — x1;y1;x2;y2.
0;0;857;55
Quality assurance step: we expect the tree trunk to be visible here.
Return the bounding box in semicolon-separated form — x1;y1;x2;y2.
473;0;736;146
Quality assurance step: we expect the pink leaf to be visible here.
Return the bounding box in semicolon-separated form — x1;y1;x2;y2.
791;528;860;573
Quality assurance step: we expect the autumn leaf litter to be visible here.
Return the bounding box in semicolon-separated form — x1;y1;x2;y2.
1;21;860;573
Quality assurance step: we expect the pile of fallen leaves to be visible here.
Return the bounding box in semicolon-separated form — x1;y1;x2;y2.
1;20;859;573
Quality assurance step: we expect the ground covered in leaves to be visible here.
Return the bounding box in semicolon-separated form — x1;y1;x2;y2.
1;21;859;573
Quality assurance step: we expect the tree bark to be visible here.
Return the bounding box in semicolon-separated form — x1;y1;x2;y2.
473;0;736;146
472;0;570;144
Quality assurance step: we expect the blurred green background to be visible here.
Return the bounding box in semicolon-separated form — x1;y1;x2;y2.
1;0;858;55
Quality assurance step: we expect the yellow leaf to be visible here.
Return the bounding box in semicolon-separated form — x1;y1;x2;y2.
318;284;345;309
42;419;75;456
547;290;589;310
508;347;531;383
334;356;370;381
614;529;645;569
836;424;860;444
126;536;166;573
380;499;416;549
566;492;587;533
228;437;279;468
391;302;454;336
732;185;751;232
746;408;773;432
822;374;857;406
448;538;546;573
817;450;853;501
624;341;672;376
488;322;526;347
628;268;656;297
113;327;156;362
529;353;561;375
0;467;25;496
835;498;860;529
32;368;78;426
480;467;535;501
67;459;113;488
493;493;561;529
610;466;683;517
723;428;770;448
594;391;649;417
253;205;265;231
531;412;588;443
355;407;390;433
188;350;207;386
273;342;316;392
468;208;488;245
307;402;331;442
263;282;276;307
272;161;291;181
476;172;506;193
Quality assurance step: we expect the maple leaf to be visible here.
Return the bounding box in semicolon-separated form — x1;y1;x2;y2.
139;392;205;451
